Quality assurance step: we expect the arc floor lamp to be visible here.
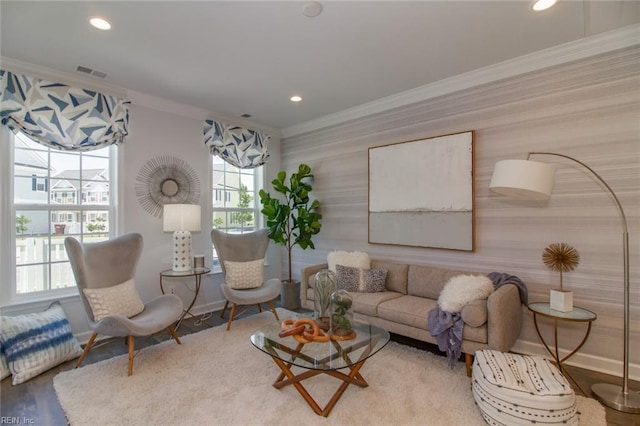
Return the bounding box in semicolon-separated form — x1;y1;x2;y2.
490;152;639;413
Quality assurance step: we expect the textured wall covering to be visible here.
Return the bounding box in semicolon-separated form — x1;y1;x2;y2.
281;46;639;379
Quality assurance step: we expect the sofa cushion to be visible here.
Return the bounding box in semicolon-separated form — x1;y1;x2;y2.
462;323;488;344
351;291;404;317
461;299;488;327
336;265;387;293
438;274;493;313
377;295;435;330
371;260;408;294
327;250;370;273
407;265;468;299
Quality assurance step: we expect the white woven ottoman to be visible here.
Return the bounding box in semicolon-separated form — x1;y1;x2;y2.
472;350;578;425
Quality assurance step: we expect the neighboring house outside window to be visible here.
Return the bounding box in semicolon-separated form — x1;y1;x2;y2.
211;155;262;272
8;132;115;299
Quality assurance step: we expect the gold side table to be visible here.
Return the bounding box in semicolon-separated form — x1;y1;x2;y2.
160;267;210;329
527;302;597;396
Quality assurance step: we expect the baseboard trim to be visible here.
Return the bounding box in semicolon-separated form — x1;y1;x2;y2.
511;339;640;382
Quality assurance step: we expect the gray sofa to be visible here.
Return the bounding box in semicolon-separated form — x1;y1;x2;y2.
301;260;523;376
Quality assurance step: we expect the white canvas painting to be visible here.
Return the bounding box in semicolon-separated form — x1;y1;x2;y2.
368;131;474;251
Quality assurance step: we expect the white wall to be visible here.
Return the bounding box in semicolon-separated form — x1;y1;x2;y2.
280;45;640;380
0;75;282;342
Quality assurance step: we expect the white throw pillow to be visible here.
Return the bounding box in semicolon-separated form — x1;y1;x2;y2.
83;279;145;321
224;259;264;289
327;250;371;273
438;274;494;313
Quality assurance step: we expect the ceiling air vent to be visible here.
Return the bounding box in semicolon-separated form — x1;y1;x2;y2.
76;65;107;79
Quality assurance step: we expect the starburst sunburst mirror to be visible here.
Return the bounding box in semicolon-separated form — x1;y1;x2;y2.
135;156;201;217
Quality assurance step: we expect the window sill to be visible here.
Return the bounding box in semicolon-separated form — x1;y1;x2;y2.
1;291;80;314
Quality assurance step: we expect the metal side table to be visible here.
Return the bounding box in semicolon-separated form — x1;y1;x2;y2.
160;267;210;329
527;302;597;396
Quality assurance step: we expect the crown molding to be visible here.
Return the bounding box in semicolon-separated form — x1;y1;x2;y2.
281;24;640;139
1;56;128;98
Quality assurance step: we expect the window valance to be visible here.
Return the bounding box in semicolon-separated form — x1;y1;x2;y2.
203;119;270;169
0;70;129;151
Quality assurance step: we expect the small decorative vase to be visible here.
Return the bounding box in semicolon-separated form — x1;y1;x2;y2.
314;269;336;331
330;289;354;336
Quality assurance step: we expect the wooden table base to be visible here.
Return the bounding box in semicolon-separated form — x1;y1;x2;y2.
269;355;369;417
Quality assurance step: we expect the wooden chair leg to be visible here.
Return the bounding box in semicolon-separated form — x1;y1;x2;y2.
465;353;473;377
268;300;280;321
76;332;98;368
167;326;181;344
257;304;263;312
128;336;135;376
220;300;229;318
226;303;237;330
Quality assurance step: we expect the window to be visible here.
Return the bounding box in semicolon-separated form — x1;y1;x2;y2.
7;131;115;299
211;156;262;272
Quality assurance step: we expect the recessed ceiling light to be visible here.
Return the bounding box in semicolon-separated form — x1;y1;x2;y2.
303;2;323;18
531;0;557;11
89;16;111;30
290;95;302;103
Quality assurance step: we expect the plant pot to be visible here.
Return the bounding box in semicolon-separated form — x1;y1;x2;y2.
280;280;301;310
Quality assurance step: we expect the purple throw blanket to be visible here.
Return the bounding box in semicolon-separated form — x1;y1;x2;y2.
428;272;528;367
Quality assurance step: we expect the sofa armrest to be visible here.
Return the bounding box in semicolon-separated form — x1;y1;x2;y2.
486;284;523;352
300;263;329;304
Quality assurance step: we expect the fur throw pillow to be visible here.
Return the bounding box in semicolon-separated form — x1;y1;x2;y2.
327;250;370;273
438;274;494;313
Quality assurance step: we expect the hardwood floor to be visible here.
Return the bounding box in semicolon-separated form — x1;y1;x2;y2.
2;306;638;425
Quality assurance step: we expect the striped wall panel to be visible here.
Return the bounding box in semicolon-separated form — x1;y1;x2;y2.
281;46;640;379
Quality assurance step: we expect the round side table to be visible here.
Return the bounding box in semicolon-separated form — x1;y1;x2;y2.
527;302;597;395
160;267;210;329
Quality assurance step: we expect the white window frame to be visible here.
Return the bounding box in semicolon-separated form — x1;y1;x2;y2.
0;129;119;306
210;157;264;273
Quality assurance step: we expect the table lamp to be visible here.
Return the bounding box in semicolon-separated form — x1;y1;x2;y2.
490;151;638;413
163;203;201;272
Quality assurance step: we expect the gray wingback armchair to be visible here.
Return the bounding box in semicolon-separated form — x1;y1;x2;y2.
65;233;183;376
211;228;282;330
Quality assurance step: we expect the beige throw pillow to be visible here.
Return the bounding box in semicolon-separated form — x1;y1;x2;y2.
224;259;264;289
83;279;145;321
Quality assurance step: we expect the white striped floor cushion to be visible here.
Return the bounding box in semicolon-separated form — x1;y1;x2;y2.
0;302;82;385
472;350;578;425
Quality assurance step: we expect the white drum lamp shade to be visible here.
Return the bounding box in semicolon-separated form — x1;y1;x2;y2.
163;204;201;272
489;160;556;200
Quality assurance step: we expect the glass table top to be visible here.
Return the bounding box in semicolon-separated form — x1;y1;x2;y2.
250;316;390;371
528;302;597;321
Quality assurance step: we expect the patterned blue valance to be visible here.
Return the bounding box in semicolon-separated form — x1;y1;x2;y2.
203;120;270;169
0;70;130;151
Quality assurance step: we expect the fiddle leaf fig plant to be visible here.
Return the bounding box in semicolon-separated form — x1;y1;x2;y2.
259;164;322;283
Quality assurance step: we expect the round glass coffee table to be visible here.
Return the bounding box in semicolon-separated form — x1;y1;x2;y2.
250;318;390;417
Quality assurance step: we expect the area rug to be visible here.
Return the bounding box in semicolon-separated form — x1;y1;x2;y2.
54;309;606;425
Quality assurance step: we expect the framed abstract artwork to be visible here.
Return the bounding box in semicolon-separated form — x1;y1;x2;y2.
368;131;474;251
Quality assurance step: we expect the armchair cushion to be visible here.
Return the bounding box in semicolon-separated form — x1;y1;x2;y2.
224;258;264;289
0;302;82;385
83;279;145;321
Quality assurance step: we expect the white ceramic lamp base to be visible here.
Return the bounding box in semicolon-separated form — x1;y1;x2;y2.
172;230;192;272
550;289;573;312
